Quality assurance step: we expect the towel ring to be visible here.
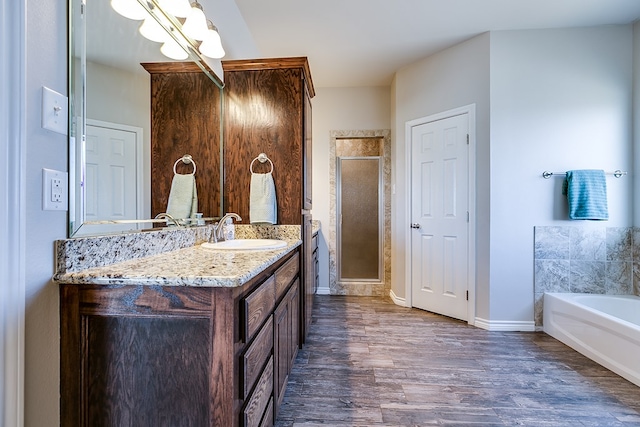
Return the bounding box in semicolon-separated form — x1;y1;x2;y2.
173;154;197;175
250;152;274;174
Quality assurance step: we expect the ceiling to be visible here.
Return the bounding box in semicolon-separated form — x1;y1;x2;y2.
231;0;640;88
87;1;640;88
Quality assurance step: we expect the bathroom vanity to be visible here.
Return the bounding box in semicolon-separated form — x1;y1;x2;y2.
56;227;305;427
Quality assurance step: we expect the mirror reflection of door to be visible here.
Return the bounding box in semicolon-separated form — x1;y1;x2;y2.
337;155;383;282
77;120;144;236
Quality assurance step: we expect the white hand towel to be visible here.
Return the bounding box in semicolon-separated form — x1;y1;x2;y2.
250;172;277;224
166;174;198;220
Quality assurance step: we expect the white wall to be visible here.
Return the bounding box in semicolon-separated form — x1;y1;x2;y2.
311;86;391;292
634;22;640;226
392;34;491;317
86;61;150;131
86;60;152;219
489;27;633;322
25;0;68;425
1;0;26;424
392;26;634;326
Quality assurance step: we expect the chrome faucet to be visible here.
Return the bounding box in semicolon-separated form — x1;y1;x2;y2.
211;213;242;243
154;212;181;227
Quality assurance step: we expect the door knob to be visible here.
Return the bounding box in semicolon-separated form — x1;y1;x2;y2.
410;223;421;229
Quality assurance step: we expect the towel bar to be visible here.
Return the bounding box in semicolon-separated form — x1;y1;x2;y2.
250;153;274;174
173;154;197;175
542;170;626;179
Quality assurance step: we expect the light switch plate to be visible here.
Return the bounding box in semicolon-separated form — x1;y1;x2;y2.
42;168;68;211
41;86;68;135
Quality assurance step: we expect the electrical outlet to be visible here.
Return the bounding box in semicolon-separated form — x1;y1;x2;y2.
52;178;63;202
43;168;68;211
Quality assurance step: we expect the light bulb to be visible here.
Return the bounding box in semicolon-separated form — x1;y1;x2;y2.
158;0;192;18
110;0;148;20
199;22;225;59
139;16;168;43
160;38;189;60
182;2;208;41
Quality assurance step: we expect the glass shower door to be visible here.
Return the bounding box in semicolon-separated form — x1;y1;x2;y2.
337;157;383;282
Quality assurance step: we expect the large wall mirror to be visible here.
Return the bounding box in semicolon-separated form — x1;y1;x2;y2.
69;0;224;237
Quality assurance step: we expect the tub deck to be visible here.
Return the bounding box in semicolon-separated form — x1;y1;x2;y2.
544;292;640;387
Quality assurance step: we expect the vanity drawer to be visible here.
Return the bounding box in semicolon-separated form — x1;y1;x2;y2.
242;315;273;399
259;398;273;427
244;275;275;342
275;252;299;302
243;356;273;427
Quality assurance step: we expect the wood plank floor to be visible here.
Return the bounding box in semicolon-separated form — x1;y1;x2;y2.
275;295;640;427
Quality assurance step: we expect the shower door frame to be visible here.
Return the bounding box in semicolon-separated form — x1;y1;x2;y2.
336;155;384;285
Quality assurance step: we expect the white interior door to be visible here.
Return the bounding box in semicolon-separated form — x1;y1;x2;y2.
411;113;469;321
79;121;141;235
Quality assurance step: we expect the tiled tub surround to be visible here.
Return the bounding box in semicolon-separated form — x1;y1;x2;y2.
54;224;309;287
534;226;639;326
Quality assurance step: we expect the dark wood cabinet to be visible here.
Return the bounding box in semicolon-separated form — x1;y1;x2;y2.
221;57;314;225
302;214;314;340
274;279;299;413
272;252;300;414
141;62;222;219
60;249;301;427
222;57;315;344
312;231;319;295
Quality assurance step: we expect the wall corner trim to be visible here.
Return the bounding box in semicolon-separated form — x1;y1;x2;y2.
389;289;408;307
316;286;331;295
474;317;536;332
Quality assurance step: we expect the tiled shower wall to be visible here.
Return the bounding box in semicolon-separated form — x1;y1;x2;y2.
328;130;391;296
534;226;640;326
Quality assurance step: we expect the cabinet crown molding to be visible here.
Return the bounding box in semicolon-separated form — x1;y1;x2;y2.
222;57;315;98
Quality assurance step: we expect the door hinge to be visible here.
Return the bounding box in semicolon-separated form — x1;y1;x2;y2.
466;211;469;223
466;134;469;145
466;290;469;301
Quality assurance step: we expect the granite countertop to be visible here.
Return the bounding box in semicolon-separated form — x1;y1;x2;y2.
54;239;301;288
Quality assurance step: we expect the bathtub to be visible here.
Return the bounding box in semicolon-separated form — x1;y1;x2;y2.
543;293;640;387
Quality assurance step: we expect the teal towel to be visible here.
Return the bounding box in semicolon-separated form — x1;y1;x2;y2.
562;170;608;220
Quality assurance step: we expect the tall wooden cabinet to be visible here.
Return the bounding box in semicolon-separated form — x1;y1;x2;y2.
222;57;315;341
142;62;222;219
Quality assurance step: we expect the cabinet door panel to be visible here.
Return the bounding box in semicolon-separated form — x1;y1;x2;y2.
86;316;210;426
288;279;300;365
273;296;290;408
303;88;312;210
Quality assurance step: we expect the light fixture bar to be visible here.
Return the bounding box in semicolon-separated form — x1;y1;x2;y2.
130;0;225;86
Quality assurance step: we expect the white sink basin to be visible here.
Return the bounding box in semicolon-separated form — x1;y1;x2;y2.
201;239;288;251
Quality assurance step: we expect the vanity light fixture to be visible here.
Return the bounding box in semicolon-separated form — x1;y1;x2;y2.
111;0;226;61
182;1;209;41
198;21;225;59
158;0;192;18
160;37;190;60
110;0;149;20
139;15;170;43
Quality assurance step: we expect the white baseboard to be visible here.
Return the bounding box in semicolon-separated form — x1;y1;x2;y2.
315;286;331;295
474;317;536;332
389;289;409;307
